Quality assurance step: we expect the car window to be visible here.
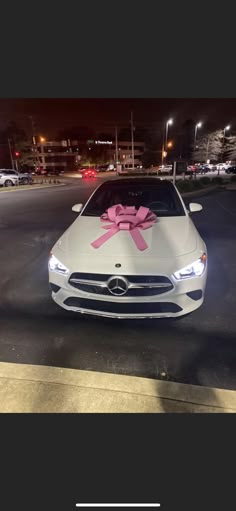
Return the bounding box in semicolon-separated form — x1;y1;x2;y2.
82;183;186;217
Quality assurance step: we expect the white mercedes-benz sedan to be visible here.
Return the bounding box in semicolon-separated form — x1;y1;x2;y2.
49;178;207;319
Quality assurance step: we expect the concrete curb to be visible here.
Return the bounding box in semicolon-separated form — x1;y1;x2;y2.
0;362;235;413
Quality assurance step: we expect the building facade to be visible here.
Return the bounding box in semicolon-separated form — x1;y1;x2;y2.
110;140;145;168
34;140;79;173
30;138;145;173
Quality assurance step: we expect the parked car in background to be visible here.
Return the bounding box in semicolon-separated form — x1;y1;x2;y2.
226;165;236;174
0;169;19;187
197;164;210;174
216;163;229;171
0;169;33;186
17;170;33;184
96;164;110;172
157;165;173;175
187;165;197;174
35;168;61;176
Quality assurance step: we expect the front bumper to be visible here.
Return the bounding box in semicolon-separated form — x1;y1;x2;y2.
49;270;207;319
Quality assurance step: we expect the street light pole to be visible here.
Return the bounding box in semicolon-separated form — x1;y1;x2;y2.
163;118;173;165
131;112;135;170
165;122;169;150
8;138;14;169
29;115;40;173
220;125;230;174
193;122;202;151
115;126;119;175
161;124;165;166
222;125;230;146
206;136;210;163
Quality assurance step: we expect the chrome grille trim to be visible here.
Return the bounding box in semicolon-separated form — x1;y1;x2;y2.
69;273;173;296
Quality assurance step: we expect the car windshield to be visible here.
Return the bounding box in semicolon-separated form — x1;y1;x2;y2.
82;181;186;217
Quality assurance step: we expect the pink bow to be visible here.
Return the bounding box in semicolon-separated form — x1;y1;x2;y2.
91;204;157;251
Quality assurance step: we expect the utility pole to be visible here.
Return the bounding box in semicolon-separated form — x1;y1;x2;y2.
161;127;165;165
206;136;210;163
8;138;14;169
131;112;135;170
29;115;40;172
115;126;119;175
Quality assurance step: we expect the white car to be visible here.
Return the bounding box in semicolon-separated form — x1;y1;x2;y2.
49;178;207;319
216;163;229;171
0;169;20;187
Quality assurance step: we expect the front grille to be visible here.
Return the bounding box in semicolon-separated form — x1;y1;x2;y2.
69;273;173;297
64;297;182;315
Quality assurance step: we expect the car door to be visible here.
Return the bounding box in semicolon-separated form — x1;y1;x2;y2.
6;171;19;183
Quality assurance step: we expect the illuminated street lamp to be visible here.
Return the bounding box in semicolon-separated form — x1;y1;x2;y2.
194;122;202;150
40;137;45;143
220;125;231;173
162;118;173;164
167;141;173;148
165;118;173;149
223;125;230;140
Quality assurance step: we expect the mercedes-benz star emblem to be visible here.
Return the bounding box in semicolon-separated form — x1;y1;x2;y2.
107;276;129;296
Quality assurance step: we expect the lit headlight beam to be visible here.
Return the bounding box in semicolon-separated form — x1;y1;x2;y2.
174;254;207;280
48;253;69;274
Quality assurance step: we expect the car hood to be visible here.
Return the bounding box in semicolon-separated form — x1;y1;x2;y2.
55;215;199;265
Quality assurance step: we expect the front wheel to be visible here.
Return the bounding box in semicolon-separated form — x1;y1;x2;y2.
4;179;14;187
22;178;29;185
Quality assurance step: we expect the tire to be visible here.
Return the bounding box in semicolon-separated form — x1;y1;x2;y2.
22;178;29;185
4;179;14;187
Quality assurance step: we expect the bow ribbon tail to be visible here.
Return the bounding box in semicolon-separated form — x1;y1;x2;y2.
91;226;119;249
130;227;148;251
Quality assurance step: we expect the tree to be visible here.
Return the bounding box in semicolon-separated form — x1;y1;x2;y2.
193;130;223;163
223;135;236;162
0;122;27;168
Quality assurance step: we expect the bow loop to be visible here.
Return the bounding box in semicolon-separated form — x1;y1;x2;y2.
91;204;157;251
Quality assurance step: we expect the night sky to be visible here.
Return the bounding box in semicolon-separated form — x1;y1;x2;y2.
0;98;236;138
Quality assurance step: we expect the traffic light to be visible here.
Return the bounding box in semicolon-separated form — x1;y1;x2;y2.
15;151;20;157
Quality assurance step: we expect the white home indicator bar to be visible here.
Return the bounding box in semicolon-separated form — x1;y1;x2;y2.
76;505;161;508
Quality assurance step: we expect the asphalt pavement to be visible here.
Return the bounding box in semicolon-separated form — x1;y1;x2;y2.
0;178;236;390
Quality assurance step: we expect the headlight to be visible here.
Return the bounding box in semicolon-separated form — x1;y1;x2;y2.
174;253;207;280
49;253;69;274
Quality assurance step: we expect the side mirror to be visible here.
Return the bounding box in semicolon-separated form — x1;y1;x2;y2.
189;202;203;213
72;203;83;213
